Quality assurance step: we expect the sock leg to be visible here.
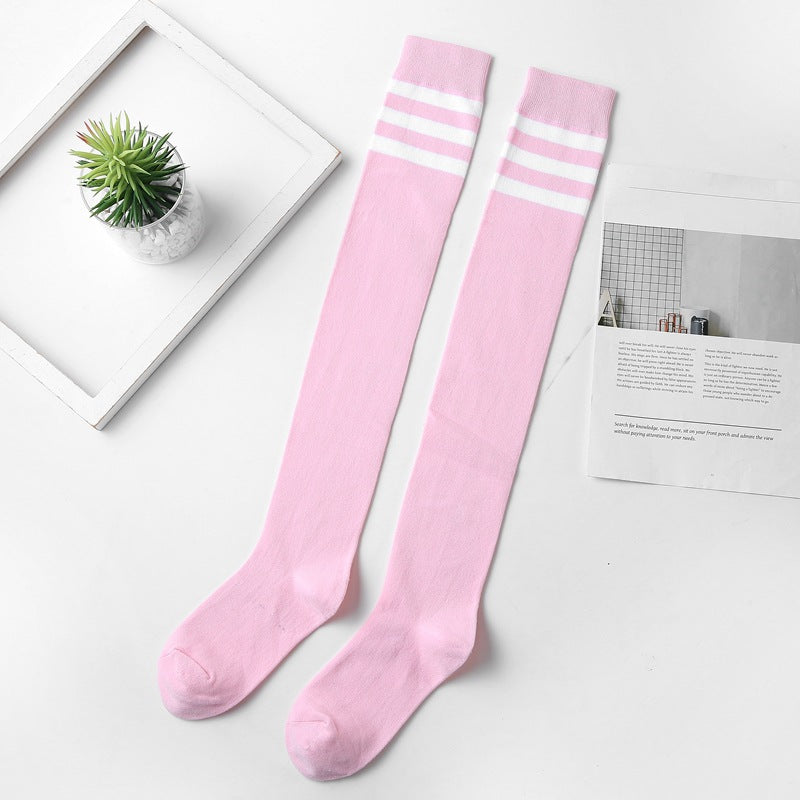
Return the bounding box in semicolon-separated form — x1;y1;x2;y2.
286;67;615;778
158;36;491;720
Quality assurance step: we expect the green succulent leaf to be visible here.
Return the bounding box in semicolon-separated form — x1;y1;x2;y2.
71;111;186;228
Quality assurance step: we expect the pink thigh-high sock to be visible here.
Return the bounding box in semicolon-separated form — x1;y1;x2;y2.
286;67;615;780
158;36;491;720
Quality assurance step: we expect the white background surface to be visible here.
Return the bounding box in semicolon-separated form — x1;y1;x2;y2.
2;1;799;797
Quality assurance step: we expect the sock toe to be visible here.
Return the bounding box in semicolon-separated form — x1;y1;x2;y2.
285;710;359;781
158;647;216;720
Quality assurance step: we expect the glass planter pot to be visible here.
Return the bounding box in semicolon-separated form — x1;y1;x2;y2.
80;140;205;264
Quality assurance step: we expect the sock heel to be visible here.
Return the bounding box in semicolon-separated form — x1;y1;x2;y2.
292;563;352;622
415;613;477;677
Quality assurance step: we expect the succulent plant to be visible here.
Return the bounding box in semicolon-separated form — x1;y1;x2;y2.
71;112;185;228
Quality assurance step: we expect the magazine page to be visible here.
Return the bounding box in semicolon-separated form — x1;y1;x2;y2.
588;165;800;498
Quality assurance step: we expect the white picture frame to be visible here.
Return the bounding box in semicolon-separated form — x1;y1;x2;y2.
0;0;340;429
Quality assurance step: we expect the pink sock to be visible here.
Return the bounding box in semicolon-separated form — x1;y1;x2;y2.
157;37;490;720
286;67;615;780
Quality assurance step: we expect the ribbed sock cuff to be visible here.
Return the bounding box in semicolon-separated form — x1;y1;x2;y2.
393;35;492;101
518;67;615;137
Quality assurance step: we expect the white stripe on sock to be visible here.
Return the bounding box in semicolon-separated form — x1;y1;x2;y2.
493;174;589;215
379;106;476;147
370;134;468;176
501;142;598;184
513;114;606;154
387;78;483;118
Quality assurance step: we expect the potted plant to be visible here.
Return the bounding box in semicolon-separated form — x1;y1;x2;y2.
71;112;205;263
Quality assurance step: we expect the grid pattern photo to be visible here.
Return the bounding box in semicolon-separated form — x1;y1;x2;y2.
600;223;684;330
